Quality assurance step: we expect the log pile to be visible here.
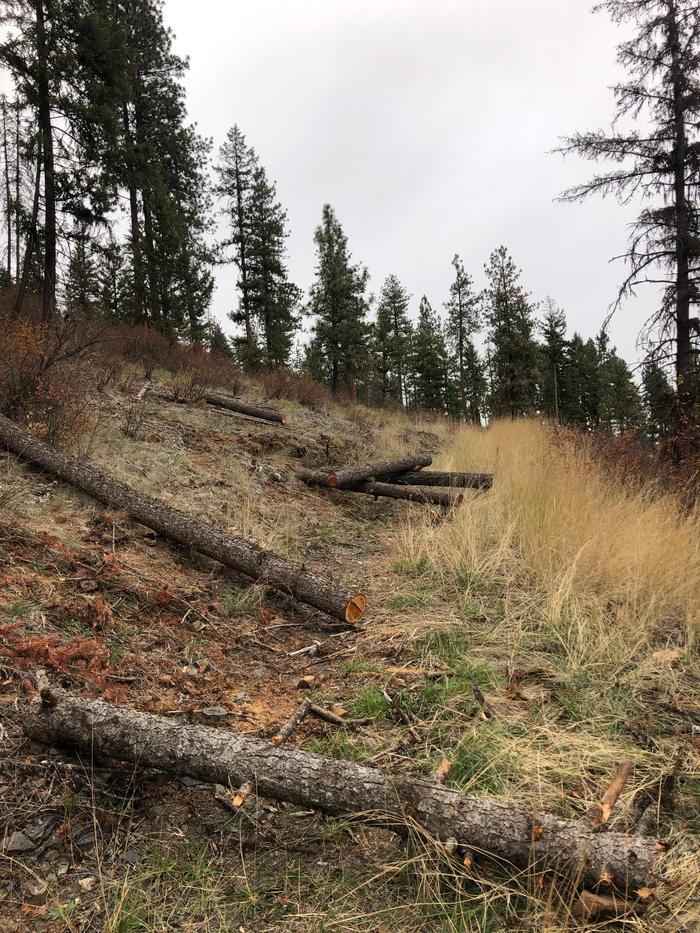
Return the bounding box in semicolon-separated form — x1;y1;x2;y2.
0;413;365;623
24;679;661;892
298;455;493;507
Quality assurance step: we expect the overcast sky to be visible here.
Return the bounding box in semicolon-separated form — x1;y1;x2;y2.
166;0;650;364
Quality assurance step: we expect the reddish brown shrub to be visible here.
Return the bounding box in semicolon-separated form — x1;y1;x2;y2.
0;310;102;446
255;367;330;410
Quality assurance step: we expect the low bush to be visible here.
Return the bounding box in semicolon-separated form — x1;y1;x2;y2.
255;367;330;410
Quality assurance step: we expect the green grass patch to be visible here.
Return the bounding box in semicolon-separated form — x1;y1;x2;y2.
6;600;31;619
307;732;369;762
348;685;392;719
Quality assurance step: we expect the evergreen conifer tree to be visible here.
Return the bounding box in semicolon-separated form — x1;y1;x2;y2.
483;246;539;417
444;254;482;420
539;298;569;422
372;275;411;405
246;164;301;367
410;296;447;413
642;361;676;442
308;204;369;397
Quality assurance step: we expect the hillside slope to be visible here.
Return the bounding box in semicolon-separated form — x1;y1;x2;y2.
0;375;698;931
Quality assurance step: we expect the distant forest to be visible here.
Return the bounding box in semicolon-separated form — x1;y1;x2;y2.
0;0;697;442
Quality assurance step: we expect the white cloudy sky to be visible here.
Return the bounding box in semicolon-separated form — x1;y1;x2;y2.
166;0;650;363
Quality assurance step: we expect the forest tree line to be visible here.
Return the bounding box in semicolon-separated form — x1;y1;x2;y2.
0;0;696;443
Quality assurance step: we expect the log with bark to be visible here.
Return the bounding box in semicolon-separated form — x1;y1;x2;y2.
24;681;662;891
0;414;365;623
298;455;432;489
386;470;493;490
345;481;462;508
204;393;287;426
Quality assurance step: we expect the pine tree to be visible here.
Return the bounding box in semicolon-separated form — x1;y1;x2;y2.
215;125;259;368
483;246;539;418
372;275;411;405
539;298;569;422
409;296;447;413
96;234;129;323
559;0;700;418
308;204;369;397
247;165;301;367
642;360;676;442
65;225;101;317
207;320;234;359
445;254;481;420
598;338;644;433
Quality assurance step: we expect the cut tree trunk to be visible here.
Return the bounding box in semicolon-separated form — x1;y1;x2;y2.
0;414;364;623
24;683;661;891
298;456;432;489
204;393;286;426
387;471;493;490
345;481;462;508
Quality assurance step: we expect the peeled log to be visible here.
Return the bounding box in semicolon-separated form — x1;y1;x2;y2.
387;471;493;490
345;481;462;508
204;393;287;425
0;413;365;623
24;685;661;891
298;455;432;489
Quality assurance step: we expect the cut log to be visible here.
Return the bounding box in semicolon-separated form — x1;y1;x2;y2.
0;413;365;623
24;683;661;891
387;471;493;490
204;393;287;426
298;455;432;489
345;481;462;508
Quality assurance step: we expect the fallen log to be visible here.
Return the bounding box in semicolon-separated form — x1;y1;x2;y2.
0;414;365;623
345;481;462;508
204;393;287;426
298;455;432;489
387;471;493;490
24;681;661;891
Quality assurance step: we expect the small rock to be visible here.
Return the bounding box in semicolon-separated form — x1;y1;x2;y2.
26;881;48;905
56;863;69;877
78;876;96;892
235;691;249;704
202;706;230;719
74;828;97;849
5;831;36;854
182;664;198;676
144;538;158;547
123;850;140;866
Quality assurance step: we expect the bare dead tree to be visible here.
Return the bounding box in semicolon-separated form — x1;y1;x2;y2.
558;0;700;420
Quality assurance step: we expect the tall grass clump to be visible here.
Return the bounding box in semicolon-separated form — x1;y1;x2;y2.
399;419;699;656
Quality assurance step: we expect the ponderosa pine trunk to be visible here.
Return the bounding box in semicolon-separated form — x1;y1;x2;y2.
298;456;432;489
12;147;41;319
24;683;661;892
204;393;287;425
388;471;492;489
2;97;11;278
34;0;56;322
342;480;462;508
0;414;363;622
